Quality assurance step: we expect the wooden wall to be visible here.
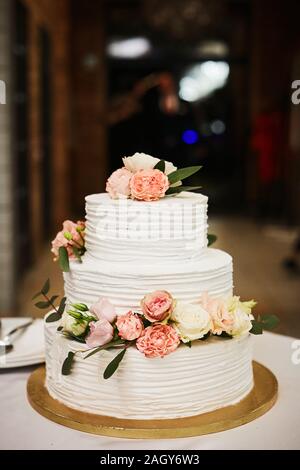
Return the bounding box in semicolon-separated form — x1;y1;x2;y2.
21;0;71;258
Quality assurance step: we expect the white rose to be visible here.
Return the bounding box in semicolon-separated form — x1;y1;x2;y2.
171;301;212;342
227;309;252;337
60;311;88;337
227;296;256;316
122;152;177;175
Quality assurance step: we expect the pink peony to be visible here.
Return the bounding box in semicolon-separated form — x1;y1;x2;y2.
85;319;114;348
116;311;144;341
106;167;132;199
200;292;233;335
130;169;170;201
136;324;180;358
51;220;85;260
141;290;174;323
89;297;117;324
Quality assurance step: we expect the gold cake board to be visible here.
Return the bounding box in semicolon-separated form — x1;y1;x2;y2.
27;361;277;439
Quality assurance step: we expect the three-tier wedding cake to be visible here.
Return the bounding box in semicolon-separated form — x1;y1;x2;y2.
44;153;257;420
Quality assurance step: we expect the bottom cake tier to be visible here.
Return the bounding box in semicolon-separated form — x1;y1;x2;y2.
45;319;253;420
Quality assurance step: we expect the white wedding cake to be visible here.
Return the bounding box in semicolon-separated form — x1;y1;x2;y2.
44;153;256;420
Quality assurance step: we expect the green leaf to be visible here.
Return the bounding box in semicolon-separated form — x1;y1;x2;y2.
103;348;126;380
35;300;51;309
46;310;62;322
218;331;232;339
167;166;202;185
154;159;166;172
63;332;86;343
84;339;125;360
61;351;75;375
185;341;192;348
49;295;59;305
261;314;279;330
41;278;50;295
72;246;82;263
58;296;67;315
250;320;263;335
200;332;211;341
57;326;63;331
207;234;218;247
32;291;41;301
59;246;70;272
166;185;202;195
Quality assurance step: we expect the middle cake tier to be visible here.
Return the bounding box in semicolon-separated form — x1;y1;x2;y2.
64;248;233;310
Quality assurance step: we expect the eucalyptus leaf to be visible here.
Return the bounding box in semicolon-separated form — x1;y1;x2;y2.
72;246;82;262
48;295;59;305
41;278;50;295
58;296;67;315
103;348;126;380
61;351;75;375
35;300;51;309
167;165;202;185
154;159;166;172
32;291;41;301
166;185;202;195
250;320;263;335
46;310;62;322
207;234;218;247
59;246;70;272
261;314;279;330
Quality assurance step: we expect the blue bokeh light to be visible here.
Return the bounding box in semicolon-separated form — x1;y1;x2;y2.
182;129;199;145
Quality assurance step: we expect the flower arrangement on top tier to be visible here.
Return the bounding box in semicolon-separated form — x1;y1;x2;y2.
106;152;202;201
34;280;279;379
51;220;86;272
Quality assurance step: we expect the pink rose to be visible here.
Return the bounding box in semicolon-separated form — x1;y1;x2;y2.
86;319;114;348
51;230;69;260
106;167;132;199
200;292;233;335
141;290;174;323
136;324;180;358
130;169;170;201
90;297;116;323
116;311;144;341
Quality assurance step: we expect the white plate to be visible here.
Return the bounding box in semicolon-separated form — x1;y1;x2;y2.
0;317;45;368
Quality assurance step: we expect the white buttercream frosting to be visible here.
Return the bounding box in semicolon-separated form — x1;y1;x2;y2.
85;192;208;261
45;318;253;419
43;190;253;420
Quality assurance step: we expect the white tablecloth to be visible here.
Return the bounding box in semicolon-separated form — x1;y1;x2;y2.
0;332;299;450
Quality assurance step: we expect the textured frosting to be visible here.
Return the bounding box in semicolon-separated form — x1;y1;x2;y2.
64;248;233;310
85;192;208;262
44;190;251;420
45;318;253;420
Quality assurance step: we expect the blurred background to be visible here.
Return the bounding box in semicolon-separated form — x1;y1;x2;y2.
0;0;300;336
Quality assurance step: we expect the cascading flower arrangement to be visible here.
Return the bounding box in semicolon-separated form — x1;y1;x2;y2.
34;281;279;379
106;152;202;201
51;220;86;272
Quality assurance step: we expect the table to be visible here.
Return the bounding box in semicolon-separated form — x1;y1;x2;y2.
0;332;299;450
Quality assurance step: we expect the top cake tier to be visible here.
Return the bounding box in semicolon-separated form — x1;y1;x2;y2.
85;191;208;262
